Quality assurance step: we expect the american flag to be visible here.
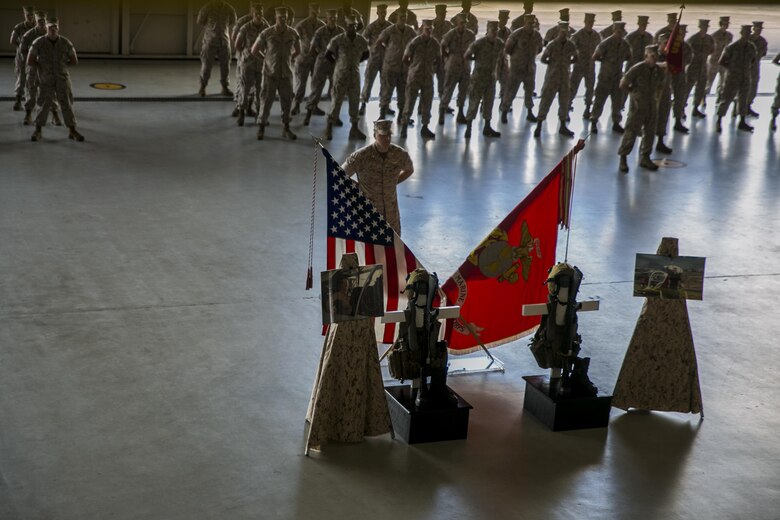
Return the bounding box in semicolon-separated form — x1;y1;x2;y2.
322;146;426;344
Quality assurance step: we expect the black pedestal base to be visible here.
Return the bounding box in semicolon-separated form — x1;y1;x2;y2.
522;375;612;431
384;385;473;444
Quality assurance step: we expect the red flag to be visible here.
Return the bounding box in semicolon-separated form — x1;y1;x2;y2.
664;10;685;75
322;146;428;344
442;142;583;353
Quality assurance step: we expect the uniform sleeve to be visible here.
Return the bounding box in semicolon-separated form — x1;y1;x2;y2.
28;39;39;59
400;150;413;175
342;151;359;177
326;35;339;55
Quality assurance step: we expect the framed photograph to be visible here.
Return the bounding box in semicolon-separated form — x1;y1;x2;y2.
633;254;706;301
321;264;385;324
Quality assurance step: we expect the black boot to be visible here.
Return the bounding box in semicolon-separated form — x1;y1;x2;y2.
590;121;598;134
673;119;689;133
349;124;366;140
31;125;42;142
618;155;629;173
68;126;85;142
500;111;508;124
303;109;312;126
483;122;501;137
612;122;625;134
379;107;387;119
771;115;778;132
231;105;240;117
23;110;32;126
737;117;754;132
438;108;445;126
291;101;300;116
420;125;435;139
656;139;672;154
464;121;472;138
526;110;537;123
282;124;297;140
237;110;245;126
13;96;23;111
533;122;542;138
692;107;706;119
256;124;265;140
747;107;759;118
559;121;574;137
639;154;659;170
456;108;467;124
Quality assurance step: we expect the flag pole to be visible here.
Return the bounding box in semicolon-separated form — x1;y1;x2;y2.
563;139;586;263
306;137;324;290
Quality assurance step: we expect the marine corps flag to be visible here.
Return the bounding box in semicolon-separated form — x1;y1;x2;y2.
664;5;686;75
443;141;584;353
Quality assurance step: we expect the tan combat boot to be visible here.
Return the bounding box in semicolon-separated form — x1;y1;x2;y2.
31;125;42;142
282;124;297;140
23;110;32;125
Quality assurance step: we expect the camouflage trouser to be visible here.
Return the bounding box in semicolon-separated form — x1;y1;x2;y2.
440;66;470;109
569;63;596;110
591;74;623;124
35;79;76;128
435;60;446;98
500;67;535;113
465;74;496;122
294;54;316;104
234;55;243;102
656;83;672;136
239;60;263;111
258;75;293;125
329;73;361;124
537;76;571;121
717;73;751;117
403;76;434;125
379;67;407;112
748;62;760;107
361;53;383;103
306;57;334;111
15;53;26;97
706;61;726;97
772;72;780;117
200;39;230;87
686;61;708;108
671;72;687;120
618;104;658;157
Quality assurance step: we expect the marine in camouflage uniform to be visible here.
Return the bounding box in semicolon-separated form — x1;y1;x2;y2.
590;22;631;134
716;25;758;133
304;10;345;123
230;3;265;117
432;5;453;101
27;18;84;142
325;17;370;140
747;21;767;117
252;7;301;139
670;25;693;134
336;0;364;32
463;20;504;139
10;6;36;111
400;20;441;139
450;0;479;35
292;3;325;115
618;44;665;173
510;0;538;32
543;8;575;46
439;17;476;124
568;13;601;119
388;0;418;31
375;12;416;121
705;17;732;105
654;33;674;154
770;52;779;131
499;14;543;123
496;10;512;106
197;0;237;96
654;13;677;45
685;19;714;119
534;22;577;138
21;11;61;126
342;120;414;236
235;9;269;126
360;5;392;114
600;10;622;40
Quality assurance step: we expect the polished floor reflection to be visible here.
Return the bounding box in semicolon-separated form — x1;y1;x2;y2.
1;15;779;520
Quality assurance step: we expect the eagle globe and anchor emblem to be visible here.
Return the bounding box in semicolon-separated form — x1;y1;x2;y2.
467;221;542;283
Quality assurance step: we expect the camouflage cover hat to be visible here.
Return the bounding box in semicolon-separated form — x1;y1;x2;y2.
35;10;47;20
435;3;447;12
679;24;687;30
374;119;392;135
345;15;357;25
46;17;59;26
558;8;569;16
308;2;319;10
698;19;709;27
421;19;433;27
326;8;337;16
667;13;677;21
740;24;752;32
486;20;499;30
719;16;730;23
752;21;763;28
498;10;510;19
611;10;622;20
584;13;596;22
23;6;34;14
613;21;626;30
637;15;649;24
250;2;263;9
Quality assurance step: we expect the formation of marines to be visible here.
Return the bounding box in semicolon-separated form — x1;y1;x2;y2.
9;7;84;142
8;2;780;154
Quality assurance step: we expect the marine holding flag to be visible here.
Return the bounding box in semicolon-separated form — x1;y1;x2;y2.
442;141;584;353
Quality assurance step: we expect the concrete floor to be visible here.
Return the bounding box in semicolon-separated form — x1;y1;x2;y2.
1;4;780;519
